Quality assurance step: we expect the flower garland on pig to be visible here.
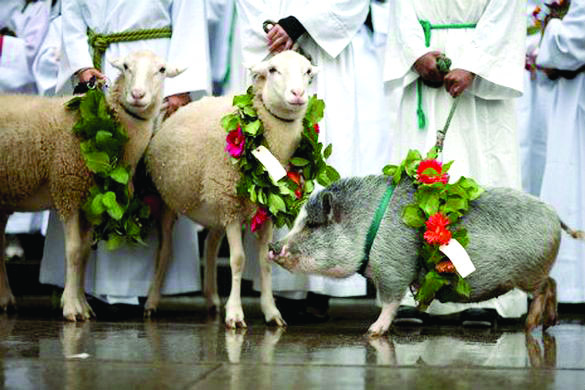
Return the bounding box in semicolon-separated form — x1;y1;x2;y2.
222;86;340;232
383;148;484;309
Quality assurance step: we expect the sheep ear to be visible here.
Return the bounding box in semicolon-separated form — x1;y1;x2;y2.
165;66;186;78
249;61;269;78
110;57;124;71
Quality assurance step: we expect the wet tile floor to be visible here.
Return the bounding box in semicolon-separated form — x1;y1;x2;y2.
1;297;584;389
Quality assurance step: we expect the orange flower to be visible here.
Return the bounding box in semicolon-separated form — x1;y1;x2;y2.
436;260;456;273
423;213;452;246
417;159;449;185
287;171;301;186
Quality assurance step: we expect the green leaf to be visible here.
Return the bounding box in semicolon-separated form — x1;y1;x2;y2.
304;180;314;194
233;93;253;108
65;96;82;110
325;165;340;183
443;197;468;214
527;25;541;35
84;151;111;173
382;164;398;177
456;177;485;200
415;270;449;307
290;157;310;167
221;113;239;132
106;234;123;251
109;166;130;185
455;277;471;297
402;205;426;228
268;193;286;215
452;228;469;247
323;144;333;159
243;119;261;136
243;105;257;117
102;191;125;221
417;190;440;216
425;147;438;160
441;160;454;175
89;193;106;216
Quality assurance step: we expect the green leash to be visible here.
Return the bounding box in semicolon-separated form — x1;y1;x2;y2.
87;27;172;71
416;20;476;129
358;181;395;276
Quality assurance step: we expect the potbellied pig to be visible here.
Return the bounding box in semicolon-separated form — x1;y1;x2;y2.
268;175;584;336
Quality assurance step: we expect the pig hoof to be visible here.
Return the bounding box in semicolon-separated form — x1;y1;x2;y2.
266;314;287;328
225;318;247;329
367;324;390;338
0;293;16;312
62;297;95;322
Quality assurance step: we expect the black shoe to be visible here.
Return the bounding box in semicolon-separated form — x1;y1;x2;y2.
393;305;428;325
460;308;498;327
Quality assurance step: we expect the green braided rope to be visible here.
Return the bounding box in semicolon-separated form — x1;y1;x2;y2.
87;27;172;71
416;20;476;130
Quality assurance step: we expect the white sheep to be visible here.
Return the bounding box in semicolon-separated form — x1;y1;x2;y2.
0;50;182;321
145;50;318;328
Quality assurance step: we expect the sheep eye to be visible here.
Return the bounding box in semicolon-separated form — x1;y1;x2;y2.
268;66;277;74
159;66;166;74
306;68;312;76
123;63;129;71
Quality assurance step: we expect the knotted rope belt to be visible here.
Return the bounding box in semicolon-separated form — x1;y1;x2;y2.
416;20;476;129
87;26;172;70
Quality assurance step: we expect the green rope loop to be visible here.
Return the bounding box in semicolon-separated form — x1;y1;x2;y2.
87;27;172;71
415;20;476;130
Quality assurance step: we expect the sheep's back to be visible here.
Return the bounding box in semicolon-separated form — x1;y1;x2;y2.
0;95;83;212
147;95;248;226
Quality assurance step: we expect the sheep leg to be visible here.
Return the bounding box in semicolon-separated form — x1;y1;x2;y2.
0;213;16;311
144;205;178;317
256;220;286;326
203;228;223;314
61;212;95;321
224;221;247;328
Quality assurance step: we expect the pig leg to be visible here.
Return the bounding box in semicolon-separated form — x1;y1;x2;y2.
0;213;16;311
61;212;95;321
525;278;549;332
225;221;247;328
368;300;401;337
203;228;223;314
542;277;558;330
257;220;286;327
145;205;178;317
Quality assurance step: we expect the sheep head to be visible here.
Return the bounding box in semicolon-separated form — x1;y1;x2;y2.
250;50;318;121
110;50;184;119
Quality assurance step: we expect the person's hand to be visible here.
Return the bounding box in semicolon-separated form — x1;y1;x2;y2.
77;68;105;83
267;24;293;53
163;92;191;119
413;51;445;85
444;69;475;97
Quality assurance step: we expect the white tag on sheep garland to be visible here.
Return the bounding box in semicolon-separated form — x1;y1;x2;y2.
252;146;287;183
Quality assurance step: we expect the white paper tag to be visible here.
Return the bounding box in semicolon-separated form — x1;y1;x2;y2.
439;239;475;278
66;353;90;359
251;145;287;182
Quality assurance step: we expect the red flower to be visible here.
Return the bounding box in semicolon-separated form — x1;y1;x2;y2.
532;5;541;17
225;125;245;158
313;123;320;134
250;207;269;232
287;171;301;186
142;194;162;220
436;260;456;273
417;159;449;185
294;187;303;199
423;213;452;246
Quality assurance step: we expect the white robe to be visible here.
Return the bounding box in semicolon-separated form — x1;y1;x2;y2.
536;0;585;303
237;0;378;298
1;0;51;236
40;0;211;304
384;0;528;317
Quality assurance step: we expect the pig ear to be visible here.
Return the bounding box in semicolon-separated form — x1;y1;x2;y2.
321;192;340;223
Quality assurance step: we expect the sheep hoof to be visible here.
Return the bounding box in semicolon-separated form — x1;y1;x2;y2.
0;292;16;312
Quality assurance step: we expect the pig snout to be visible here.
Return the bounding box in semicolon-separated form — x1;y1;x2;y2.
268;242;288;262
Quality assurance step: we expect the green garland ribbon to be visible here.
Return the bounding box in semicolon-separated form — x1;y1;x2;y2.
383;147;484;310
221;86;340;229
65;84;151;250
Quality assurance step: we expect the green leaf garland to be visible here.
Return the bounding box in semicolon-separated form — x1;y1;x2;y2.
222;86;340;230
66;85;152;250
383;147;484;310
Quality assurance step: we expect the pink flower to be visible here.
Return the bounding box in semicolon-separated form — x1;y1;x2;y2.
313;123;320;134
225;125;245;158
417;159;449;185
423;213;452;246
250;208;269;232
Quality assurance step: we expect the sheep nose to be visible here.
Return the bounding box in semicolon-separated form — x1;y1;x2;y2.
131;89;146;99
291;88;304;98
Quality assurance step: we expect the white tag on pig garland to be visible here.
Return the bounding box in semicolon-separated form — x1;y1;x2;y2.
439;239;476;278
252;145;287;182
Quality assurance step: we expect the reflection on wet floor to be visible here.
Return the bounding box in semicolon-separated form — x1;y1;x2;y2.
0;298;584;389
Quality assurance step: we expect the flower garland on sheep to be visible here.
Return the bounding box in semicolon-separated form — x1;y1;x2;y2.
383;148;484;309
222;86;340;231
65;81;151;250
